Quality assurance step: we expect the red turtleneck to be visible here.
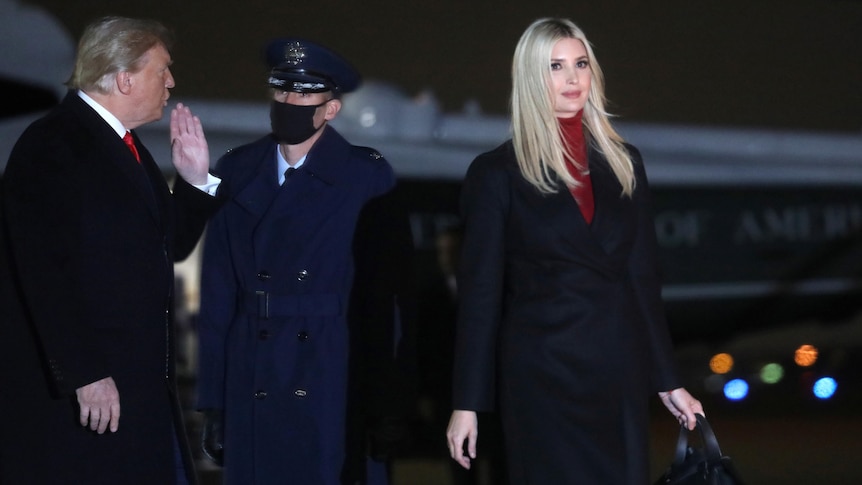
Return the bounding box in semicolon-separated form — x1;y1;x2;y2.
559;112;594;224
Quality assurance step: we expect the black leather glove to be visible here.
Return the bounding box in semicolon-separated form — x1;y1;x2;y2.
200;409;225;466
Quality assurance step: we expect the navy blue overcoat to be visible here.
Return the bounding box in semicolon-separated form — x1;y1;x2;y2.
196;126;412;484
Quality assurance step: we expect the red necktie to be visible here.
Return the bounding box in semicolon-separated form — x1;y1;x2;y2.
123;131;141;163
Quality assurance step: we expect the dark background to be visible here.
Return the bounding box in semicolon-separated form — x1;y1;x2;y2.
25;0;862;133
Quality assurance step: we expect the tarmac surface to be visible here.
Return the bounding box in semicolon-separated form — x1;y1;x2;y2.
188;412;862;485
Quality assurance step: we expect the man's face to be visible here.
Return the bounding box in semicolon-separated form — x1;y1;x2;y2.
125;44;175;128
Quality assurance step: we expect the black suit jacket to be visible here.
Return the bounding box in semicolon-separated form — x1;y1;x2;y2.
0;91;222;484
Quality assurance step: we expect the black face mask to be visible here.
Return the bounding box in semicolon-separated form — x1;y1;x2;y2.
270;100;328;145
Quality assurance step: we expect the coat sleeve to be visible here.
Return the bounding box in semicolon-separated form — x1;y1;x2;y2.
451;154;510;412
626;146;682;393
347;177;418;466
351;178;417;416
170;174;226;262
195;159;238;410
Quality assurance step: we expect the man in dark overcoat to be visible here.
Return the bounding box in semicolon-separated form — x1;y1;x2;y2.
195;38;414;485
0;17;223;485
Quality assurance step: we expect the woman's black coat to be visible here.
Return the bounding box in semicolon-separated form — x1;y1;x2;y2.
452;141;682;484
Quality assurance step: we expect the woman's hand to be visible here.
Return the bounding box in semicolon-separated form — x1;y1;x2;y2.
446;410;478;469
658;387;704;430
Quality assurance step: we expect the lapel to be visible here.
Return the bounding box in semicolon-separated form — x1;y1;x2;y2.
233;127;349;258
263;126;350;215
516;147;628;271
588;148;629;252
234;142;281;222
66;94;162;227
132;131;166;229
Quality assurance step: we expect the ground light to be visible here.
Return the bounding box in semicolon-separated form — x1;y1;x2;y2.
794;344;818;367
813;377;837;400
723;378;749;401
709;353;734;374
759;363;784;384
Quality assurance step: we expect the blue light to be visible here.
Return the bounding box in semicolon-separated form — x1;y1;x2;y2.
723;378;749;401
813;377;837;400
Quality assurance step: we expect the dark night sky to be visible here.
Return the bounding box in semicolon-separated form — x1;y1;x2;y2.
23;0;862;133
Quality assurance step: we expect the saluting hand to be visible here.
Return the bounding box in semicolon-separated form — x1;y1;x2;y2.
170;103;210;185
76;377;121;434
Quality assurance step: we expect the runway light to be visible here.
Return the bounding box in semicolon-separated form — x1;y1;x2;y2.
709;353;734;374
794;344;818;367
813;377;837;400
760;363;784;384
723;378;749;401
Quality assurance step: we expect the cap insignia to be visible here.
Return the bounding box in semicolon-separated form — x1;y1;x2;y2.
284;41;306;66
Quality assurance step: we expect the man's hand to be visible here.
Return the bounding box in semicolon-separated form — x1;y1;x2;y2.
170;103;210;185
76;377;120;434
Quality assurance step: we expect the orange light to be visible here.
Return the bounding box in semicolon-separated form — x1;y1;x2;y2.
794;344;818;367
709;353;734;374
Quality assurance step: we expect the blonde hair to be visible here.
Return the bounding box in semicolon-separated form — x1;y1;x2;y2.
511;17;635;197
67;16;173;95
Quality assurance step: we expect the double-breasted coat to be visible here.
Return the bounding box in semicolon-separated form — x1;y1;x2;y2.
196;126;414;485
0;92;222;484
452;141;682;484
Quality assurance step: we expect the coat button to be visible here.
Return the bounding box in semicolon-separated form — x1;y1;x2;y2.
297;270;308;281
254;390;267;400
259;330;270;340
257;271;271;281
294;389;307;398
297;331;309;341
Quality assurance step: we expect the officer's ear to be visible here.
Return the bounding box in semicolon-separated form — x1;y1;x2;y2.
323;98;341;121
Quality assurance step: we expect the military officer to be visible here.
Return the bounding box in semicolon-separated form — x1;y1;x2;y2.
195;38;414;485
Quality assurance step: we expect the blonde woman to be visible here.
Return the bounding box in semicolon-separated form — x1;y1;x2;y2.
446;18;703;484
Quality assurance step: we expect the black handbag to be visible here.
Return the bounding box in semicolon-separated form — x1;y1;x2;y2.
653;414;745;485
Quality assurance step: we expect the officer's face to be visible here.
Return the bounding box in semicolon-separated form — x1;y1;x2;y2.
272;89;341;124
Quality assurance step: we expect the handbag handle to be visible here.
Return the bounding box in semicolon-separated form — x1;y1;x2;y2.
672;413;724;468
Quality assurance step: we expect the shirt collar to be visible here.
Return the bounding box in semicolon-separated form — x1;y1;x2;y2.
77;90;127;138
276;144;307;185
